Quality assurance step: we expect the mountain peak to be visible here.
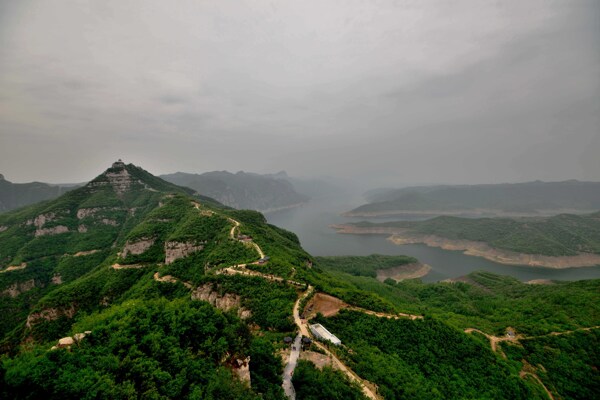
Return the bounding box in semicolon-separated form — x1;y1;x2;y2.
111;159;126;169
84;161;193;198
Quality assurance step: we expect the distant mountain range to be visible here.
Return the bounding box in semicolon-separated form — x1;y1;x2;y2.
346;180;600;217
0;169;312;214
161;170;309;212
0;174;78;213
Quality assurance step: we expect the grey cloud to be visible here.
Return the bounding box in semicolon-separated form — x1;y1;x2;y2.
0;0;598;186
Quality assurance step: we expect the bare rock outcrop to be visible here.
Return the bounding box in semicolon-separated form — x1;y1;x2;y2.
26;305;76;328
35;225;69;237
164;241;205;265
0;225;8;233
106;167;133;194
1;279;36;297
51;274;63;285
52;330;92;350
233;356;251;386
77;208;101;219
78;225;88;233
191;284;251;319
121;237;155;258
31;212;57;228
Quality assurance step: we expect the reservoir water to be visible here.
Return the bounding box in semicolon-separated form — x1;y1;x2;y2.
266;196;600;283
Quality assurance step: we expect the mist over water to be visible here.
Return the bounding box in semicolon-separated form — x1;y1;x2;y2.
266;195;600;282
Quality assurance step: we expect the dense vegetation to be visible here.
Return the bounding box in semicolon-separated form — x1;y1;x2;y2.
0;162;312;398
161;171;308;212
1;163;599;398
350;180;600;215
350;211;600;256
292;360;367;400
315;254;418;278
502;330;600;400
1;299;285;399
316;311;536;399
303;259;600;336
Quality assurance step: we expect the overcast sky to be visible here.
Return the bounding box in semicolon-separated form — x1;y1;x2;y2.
0;0;598;186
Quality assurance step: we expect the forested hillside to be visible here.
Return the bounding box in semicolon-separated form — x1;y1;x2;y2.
346;212;600;257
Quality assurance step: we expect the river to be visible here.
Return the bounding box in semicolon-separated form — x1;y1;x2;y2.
266;196;600;282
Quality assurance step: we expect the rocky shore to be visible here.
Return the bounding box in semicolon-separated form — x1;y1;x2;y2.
331;224;600;269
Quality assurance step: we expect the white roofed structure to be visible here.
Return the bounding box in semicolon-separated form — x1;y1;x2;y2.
309;323;341;345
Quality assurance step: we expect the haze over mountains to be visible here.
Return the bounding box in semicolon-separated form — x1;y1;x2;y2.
347;180;600;217
0;169;316;214
161;171;309;212
0;174;77;213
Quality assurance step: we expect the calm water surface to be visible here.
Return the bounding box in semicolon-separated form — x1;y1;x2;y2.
266;196;600;282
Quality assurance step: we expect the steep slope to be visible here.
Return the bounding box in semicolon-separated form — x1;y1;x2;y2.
161;170;308;212
0;160;318;399
0;174;77;213
348;180;600;217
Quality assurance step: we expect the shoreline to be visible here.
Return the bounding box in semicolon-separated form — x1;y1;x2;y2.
376;263;431;282
331;224;600;269
342;208;598;219
260;202;307;214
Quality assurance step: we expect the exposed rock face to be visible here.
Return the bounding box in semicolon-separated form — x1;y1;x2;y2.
0;225;7;232
26;211;69;236
77;208;101;219
121;237;155;258
101;218;119;226
26;305;76;328
51;274;62;285
164;241;205;265
58;336;74;348
35;225;69;237
233;357;251;386
1;279;36;297
106;167;133;194
191;284;251;319
78;225;88;233
32;212;56;228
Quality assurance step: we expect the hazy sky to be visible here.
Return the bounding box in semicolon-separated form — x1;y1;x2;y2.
1;0;598;186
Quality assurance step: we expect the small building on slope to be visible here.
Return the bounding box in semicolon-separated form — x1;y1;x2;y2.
309;323;341;345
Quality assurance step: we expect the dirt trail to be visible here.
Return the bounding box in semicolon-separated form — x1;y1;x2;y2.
152;272;192;289
465;325;600;353
305;292;422;321
290;286;381;400
110;263;148;270
520;371;555;400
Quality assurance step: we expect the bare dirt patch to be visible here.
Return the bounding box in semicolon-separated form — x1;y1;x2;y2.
304;293;350;318
299;350;340;370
